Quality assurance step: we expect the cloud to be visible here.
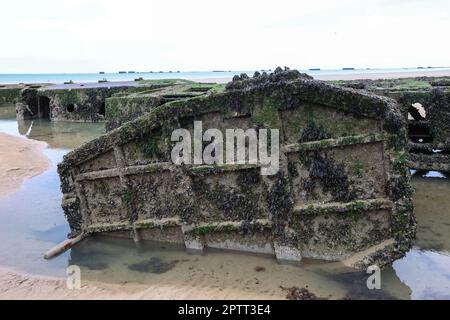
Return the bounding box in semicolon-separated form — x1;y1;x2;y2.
0;0;449;72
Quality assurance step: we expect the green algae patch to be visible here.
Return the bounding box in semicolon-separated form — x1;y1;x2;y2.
137;129;164;159
0;87;22;104
194;223;238;235
329;77;432;91
252;98;282;129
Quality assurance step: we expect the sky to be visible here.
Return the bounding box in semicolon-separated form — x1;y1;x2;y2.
1;0;449;73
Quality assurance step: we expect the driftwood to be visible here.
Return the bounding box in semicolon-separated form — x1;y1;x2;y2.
44;234;85;260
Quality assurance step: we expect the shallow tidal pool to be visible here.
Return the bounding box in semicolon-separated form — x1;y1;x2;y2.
0;103;449;299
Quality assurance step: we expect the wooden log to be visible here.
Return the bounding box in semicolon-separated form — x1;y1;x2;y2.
44;234;85;260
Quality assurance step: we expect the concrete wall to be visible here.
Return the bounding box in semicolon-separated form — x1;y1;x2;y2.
58;69;415;268
332;77;450;172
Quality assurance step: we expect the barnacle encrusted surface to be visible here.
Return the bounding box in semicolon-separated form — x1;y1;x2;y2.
57;68;415;268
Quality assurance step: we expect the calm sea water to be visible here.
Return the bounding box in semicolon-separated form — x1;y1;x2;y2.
1;67;450;84
0;104;449;299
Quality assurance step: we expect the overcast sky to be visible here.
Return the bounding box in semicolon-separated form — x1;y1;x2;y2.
1;0;449;73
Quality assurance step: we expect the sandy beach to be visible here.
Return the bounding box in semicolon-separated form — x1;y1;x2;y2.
0;266;278;300
0;133;51;198
197;68;450;83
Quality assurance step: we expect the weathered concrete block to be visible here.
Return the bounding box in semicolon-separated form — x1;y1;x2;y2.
182;225;205;251
0;86;22;104
274;243;302;262
57;69;415;268
332;77;450;174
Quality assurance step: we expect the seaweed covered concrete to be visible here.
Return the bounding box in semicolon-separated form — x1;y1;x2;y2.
105;80;224;131
0;85;23;105
331;77;450;173
0;83;51;106
57;68;415;269
13;79;221;125
16;83;143;122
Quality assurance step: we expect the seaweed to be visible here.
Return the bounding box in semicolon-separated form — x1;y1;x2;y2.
137;128;164;159
128;257;178;274
266;172;293;219
299;122;331;143
281;286;327;300
307;151;356;202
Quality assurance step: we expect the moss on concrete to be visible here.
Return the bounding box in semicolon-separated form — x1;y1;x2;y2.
0;87;22;104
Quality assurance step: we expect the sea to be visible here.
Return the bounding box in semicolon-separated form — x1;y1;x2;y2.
1;67;450;84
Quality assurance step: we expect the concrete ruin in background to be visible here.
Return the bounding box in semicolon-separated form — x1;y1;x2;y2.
105;81;224;131
0;84;24;104
57;68;416;269
11;79;218;123
332;77;450;174
13;83;146;122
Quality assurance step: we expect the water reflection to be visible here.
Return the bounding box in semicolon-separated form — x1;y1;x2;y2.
69;236;410;299
0;104;104;147
0;104;16;119
0;147;70;277
0;104;105;276
392;177;450;299
17;119;105;149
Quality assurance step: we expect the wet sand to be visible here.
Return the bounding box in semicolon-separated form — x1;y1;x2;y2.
197;69;450;83
0;266;278;300
0;133;51;197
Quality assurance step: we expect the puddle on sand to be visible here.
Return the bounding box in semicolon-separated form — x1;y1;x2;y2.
0;104;105;149
1;103;450;299
0;104;16;119
69;236;410;300
0;104;104;277
392;177;450;299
